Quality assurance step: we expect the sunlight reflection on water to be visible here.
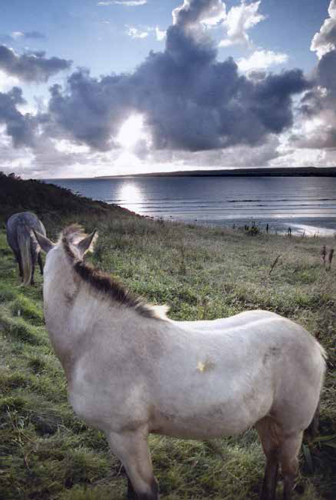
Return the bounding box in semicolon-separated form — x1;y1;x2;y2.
117;182;145;213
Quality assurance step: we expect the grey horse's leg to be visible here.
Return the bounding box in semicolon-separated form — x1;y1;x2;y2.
15;251;23;279
126;474;158;500
38;252;43;275
256;417;281;500
107;428;159;500
260;452;279;500
31;255;36;285
280;432;303;500
127;475;136;499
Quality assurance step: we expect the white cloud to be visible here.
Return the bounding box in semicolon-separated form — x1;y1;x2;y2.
0;69;19;92
155;27;166;42
126;27;149;39
219;1;265;48
172;0;226;29
311;0;336;59
11;31;24;40
199;1;226;28
237;49;289;72
53;139;91;154
98;0;147;6
126;25;166;41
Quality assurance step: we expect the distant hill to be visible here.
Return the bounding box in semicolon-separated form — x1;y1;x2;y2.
0;172;131;226
98;166;336;178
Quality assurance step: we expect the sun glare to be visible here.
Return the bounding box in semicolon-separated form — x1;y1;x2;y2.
118;182;144;213
117;114;145;149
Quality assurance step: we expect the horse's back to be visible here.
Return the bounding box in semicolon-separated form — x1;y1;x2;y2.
156;311;326;434
7;211;45;233
175;309;279;332
6;212;46;250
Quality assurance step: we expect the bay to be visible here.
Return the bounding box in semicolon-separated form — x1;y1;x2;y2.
45;176;336;236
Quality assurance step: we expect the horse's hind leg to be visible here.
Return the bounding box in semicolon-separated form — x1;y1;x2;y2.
14;251;23;279
38;252;43;275
279;431;303;500
106;428;159;499
256;417;281;500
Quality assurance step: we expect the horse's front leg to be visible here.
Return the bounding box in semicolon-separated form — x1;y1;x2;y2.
106;427;159;500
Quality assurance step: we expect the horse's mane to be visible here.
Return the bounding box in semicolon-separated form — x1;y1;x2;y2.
61;225;168;321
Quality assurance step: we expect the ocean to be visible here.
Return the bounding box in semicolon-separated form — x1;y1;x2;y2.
45;176;336;236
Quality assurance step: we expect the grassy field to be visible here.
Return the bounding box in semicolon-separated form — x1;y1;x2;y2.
0;177;336;499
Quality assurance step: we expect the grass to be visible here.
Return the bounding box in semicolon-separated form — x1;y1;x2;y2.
0;176;336;499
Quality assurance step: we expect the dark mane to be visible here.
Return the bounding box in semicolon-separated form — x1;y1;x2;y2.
61;226;164;320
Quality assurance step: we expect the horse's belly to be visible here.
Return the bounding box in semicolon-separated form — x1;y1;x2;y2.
151;417;250;439
150;392;272;439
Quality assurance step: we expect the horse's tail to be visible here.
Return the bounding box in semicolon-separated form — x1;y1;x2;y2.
306;404;320;440
17;225;32;286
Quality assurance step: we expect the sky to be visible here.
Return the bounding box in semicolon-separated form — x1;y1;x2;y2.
0;0;336;178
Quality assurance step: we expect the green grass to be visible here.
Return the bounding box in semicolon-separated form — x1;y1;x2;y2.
1;203;336;498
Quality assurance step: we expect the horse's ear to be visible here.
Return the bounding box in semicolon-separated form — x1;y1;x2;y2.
33;230;54;254
77;230;98;256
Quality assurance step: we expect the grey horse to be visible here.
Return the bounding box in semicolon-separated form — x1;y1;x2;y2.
6;212;47;285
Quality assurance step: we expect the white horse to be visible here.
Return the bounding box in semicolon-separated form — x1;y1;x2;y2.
34;225;326;500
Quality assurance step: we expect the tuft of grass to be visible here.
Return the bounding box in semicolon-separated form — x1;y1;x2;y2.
10;295;44;324
0;283;18;303
0;311;44;345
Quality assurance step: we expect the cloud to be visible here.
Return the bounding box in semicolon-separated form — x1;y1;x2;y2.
10;32;25;40
47;70;136;150
1;0;312;180
296;49;336;149
0;45;71;82
45;17;309;154
0;69;19;92
311;0;336;59
126;25;166;41
295;2;336;151
155;27;166;42
173;0;226;29
126;27;149;39
237;49;289;72
0;31;46;43
98;0;147;6
0;87;37;147
11;31;46;40
219;0;265;48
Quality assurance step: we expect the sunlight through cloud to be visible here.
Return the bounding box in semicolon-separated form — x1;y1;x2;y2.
117;114;148;149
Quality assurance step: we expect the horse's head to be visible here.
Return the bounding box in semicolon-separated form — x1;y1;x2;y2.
33;225;98;264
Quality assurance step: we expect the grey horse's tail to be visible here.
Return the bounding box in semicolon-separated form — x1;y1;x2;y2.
17;225;32;286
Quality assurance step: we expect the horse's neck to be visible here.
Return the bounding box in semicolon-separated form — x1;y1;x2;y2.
44;249;83;368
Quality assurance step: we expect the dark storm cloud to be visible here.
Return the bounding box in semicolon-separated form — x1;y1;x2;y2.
315;49;336;91
0;87;36;147
46;20;309;153
298;49;336;149
0;0;311;156
47;70;137;150
0;45;71;82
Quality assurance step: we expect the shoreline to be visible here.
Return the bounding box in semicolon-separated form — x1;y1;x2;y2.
139;214;336;237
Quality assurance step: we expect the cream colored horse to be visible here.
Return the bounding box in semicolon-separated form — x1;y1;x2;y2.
35;225;326;500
